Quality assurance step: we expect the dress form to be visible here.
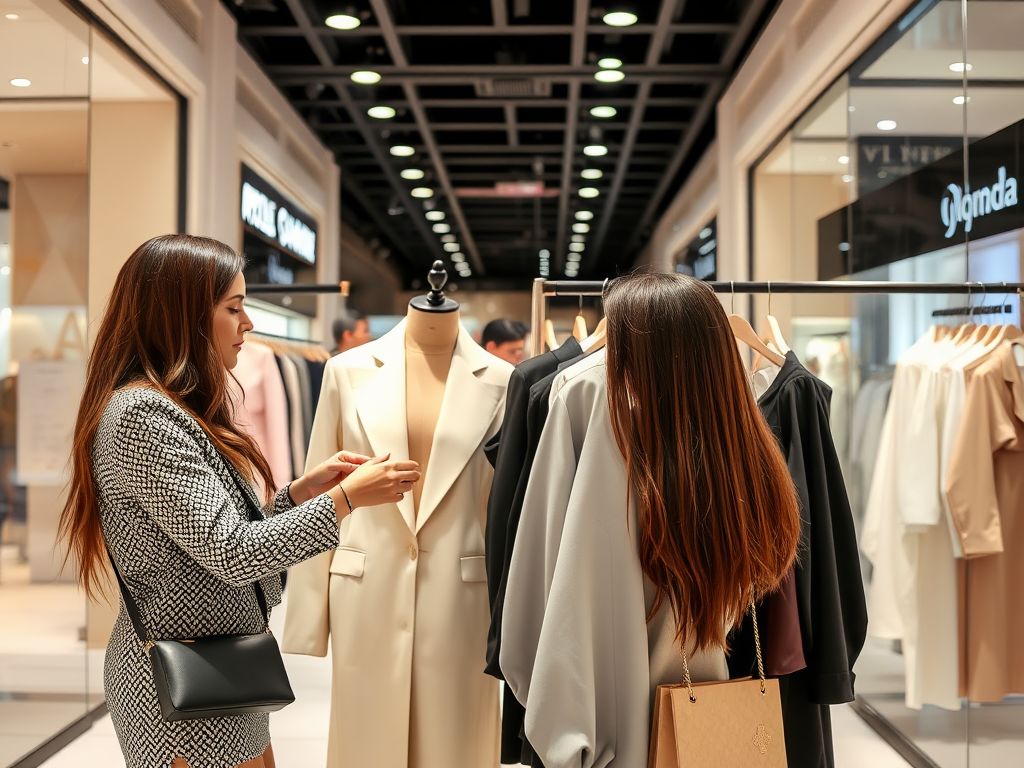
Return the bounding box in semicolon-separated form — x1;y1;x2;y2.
405;305;459;514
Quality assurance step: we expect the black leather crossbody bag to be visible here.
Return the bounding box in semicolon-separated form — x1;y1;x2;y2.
107;470;295;721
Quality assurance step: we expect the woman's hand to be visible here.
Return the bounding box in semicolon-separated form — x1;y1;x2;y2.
336;453;421;512
290;451;371;504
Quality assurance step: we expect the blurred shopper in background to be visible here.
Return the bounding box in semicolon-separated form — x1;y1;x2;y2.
331;311;371;356
481;319;528;366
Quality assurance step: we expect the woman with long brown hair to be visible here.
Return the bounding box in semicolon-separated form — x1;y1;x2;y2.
60;234;419;768
501;272;801;767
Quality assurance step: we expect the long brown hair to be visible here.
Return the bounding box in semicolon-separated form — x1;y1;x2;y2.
60;234;275;599
604;272;800;652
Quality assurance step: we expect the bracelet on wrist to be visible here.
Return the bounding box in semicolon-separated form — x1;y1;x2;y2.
339;484;354;513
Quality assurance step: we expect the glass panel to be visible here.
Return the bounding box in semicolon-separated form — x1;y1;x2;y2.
0;2;93;765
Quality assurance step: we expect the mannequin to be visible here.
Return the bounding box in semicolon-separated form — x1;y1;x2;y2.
405;303;459;514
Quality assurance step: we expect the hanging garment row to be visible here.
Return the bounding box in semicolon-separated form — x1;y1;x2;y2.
489;277;867;768
863;316;1024;709
230;335;329;493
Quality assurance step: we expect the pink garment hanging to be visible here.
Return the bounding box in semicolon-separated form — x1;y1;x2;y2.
231;342;293;491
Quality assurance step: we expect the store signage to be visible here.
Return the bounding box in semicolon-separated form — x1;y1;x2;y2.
940;167;1018;238
855;136;962;198
240;164;318;264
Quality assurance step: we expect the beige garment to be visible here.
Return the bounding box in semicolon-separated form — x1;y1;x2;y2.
282;319;513;768
946;343;1024;702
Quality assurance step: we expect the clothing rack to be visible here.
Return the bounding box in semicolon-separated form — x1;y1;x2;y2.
530;278;1024;357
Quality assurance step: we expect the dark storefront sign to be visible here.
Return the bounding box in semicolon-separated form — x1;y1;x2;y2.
855;136;964;198
819;119;1023;279
674;218;717;280
240;164;319;316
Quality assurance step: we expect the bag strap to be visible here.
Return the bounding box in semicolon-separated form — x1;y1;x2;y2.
106;463;273;647
680;597;765;703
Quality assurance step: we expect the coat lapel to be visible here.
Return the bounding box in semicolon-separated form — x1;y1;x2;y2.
416;329;505;533
350;320;417;533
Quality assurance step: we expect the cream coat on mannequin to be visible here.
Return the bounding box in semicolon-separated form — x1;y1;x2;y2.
282;314;512;768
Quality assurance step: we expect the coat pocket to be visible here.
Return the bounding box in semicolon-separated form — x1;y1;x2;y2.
460;555;487;583
330;548;366;578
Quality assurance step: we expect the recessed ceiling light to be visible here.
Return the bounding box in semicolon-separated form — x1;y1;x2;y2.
838;155;850;165
579;187;600;198
567;252;582;262
876;120;897;131
10;79;30;87
571;234;586;242
569;242;586;252
425;210;445;220
390;145;415;156
595;70;625;83
590;106;617;118
350;70;381;84
572;223;590;233
603;11;638;26
410;187;433;198
583;145;608;157
432;223;451;233
368;105;396;119
842;174;854;183
953;95;970;105
325;14;360;29
949;62;972;73
451;252;466;262
580;168;603;180
598;57;622;69
401;168;425;180
443;242;461;252
441;234;456;243
82;56;89;64
4;13;19;19
575;210;594;221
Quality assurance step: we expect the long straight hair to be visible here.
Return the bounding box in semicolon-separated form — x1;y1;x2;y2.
60;234;275;599
604;272;801;652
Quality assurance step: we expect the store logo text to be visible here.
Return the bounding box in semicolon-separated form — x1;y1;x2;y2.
941;167;1018;238
241;182;317;263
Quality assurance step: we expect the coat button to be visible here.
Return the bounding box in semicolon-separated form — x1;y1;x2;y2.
409;544;418;561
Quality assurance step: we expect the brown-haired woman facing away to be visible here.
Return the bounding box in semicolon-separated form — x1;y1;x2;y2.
500;271;801;768
59;235;419;768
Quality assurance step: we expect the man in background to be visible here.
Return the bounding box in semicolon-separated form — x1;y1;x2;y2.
481;319;528;366
331;311;371;356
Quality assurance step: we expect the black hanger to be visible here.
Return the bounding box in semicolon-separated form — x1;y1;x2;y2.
410;260;460;313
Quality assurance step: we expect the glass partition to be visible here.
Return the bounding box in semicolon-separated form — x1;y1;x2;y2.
750;1;1024;766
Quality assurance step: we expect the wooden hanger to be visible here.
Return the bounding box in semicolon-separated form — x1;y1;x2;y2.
581;317;606;354
729;315;785;368
545;319;559;352
573;296;589;341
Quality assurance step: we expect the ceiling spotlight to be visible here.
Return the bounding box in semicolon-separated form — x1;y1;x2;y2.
569;242;586;252
575;210;594;221
4;13;19;19
441;234;456;243
9;78;30;87
350;70;381;84
368;105;396;119
432;223;451;233
401;168;425;180
443;242;461;252
838;155;850;165
451;252;466;262
842;175;854;183
595;70;625;83
598;57;623;69
410;187;434;198
603;11;638;26
567;252;582;262
390;145;415;156
326;13;360;29
583;145;608;157
579;187;600;198
590;106;617;118
876;120;897;131
82;56;89;64
425;210;445;221
581;168;603;180
953;95;970;105
572;223;590;233
571;234;586;243
949;62;973;73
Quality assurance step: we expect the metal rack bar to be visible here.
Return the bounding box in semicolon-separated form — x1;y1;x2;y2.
247;282;351;295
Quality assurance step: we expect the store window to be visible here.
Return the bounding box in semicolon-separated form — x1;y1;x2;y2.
750;2;1024;766
673;218;717;280
0;2;182;765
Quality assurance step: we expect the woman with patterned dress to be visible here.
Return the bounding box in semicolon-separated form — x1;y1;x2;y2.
59;235;419;768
